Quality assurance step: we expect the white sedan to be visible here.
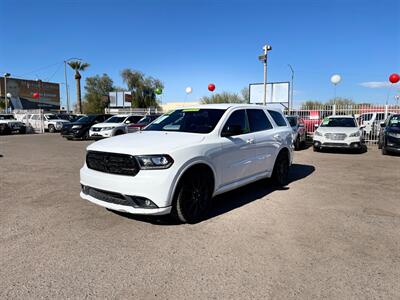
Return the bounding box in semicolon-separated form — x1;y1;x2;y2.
89;114;143;139
313;115;365;152
80;104;293;223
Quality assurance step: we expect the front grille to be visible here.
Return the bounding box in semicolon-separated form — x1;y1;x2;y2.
92;127;101;132
325;133;346;140
322;142;348;147
86;151;139;176
81;185;157;208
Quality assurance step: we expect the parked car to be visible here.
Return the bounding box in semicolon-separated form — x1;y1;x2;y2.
80;104;293;223
286;115;307;150
127;114;162;132
378;114;400;155
27;113;70;133
55;113;84;123
358;112;393;138
0;114;26;135
89;114;143;139
313;115;365;152
61;114;113;140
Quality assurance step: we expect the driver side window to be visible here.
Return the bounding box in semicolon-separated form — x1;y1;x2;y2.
221;110;248;136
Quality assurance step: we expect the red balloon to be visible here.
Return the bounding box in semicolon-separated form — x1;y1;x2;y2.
389;73;400;84
208;83;216;92
33;92;40;99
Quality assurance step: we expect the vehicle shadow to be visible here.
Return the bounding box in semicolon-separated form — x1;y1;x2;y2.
110;163;315;225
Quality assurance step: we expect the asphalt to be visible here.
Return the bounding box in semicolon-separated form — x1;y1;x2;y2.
0;133;399;299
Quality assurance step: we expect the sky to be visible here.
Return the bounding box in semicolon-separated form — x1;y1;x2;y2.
0;0;399;108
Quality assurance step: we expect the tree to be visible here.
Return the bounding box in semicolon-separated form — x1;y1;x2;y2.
82;74;114;113
326;97;356;106
300;100;324;109
200;92;245;104
68;60;90;114
240;87;250;103
121;69;163;108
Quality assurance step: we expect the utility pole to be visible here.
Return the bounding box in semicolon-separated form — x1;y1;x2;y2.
64;61;70;113
288;64;294;114
259;44;272;105
3;73;10;112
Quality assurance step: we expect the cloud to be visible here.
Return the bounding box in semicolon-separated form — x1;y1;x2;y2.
359;81;399;89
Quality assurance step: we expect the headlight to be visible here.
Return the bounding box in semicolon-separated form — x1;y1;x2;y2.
314;130;322;136
55;122;63;129
72;125;82;129
349;131;361;137
388;132;400;138
101;127;115;131
136;155;174;169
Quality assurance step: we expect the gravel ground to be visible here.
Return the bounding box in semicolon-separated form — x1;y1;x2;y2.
0;133;399;299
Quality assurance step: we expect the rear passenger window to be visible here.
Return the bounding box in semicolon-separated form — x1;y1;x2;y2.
267;110;287;126
247;109;273;132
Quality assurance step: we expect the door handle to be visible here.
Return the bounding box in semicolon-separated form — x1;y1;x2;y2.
246;138;254;144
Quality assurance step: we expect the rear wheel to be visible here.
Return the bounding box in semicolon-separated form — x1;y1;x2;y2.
272;152;289;186
172;169;213;224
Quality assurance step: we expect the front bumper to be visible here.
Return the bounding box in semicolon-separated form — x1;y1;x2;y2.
80;164;176;215
313;136;363;149
89;129;114;139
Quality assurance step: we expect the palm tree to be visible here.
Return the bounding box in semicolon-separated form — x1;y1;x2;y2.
68;60;90;113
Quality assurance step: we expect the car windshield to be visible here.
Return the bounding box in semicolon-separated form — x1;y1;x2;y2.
286;116;297;127
144;109;226;134
0;115;15;120
45;114;59;120
388;116;400;127
104;116;126;123
320;117;357;127
77;115;97;123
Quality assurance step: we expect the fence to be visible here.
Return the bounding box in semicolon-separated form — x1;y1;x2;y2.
13;109;45;133
286;104;400;146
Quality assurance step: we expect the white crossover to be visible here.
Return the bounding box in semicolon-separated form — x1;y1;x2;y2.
80;104;293;223
28;113;70;132
313;115;364;151
89;114;143;139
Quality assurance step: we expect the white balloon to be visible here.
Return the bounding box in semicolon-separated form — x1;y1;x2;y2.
330;74;341;85
185;86;193;94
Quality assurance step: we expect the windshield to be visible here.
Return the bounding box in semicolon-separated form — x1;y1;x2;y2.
76;115;96;123
286;116;297;127
104;116;126;123
145;109;226;134
45;114;59;120
388;115;400;128
320;117;357;127
0;115;15;120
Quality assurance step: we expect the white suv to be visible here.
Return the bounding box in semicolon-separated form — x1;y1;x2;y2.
89;114;143;139
80;104;293;223
313;115;364;152
29;113;70;132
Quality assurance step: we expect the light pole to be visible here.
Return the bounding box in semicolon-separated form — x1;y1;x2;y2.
64;57;82;113
3;73;10;112
288;64;294;114
259;44;272;105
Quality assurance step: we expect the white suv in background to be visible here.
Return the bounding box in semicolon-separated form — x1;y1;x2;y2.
89;114;143;139
313;115;364;152
29;113;70;132
80;104;293;223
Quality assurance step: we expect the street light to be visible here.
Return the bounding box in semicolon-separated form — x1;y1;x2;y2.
3;73;11;112
64;57;82;112
288;64;294;114
259;44;272;105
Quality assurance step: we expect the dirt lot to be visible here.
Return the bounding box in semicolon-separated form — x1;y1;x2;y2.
0;134;399;299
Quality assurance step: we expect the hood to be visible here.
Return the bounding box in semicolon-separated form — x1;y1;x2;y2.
91;122;124;128
87;130;206;155
49;119;70;123
316;127;360;134
386;126;400;134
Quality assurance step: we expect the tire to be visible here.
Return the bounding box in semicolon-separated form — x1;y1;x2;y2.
272;151;289;187
313;146;320;152
82;130;89;140
294;137;300;150
382;146;388;155
172;168;213;224
114;130;124;136
19;127;26;134
48;124;55;133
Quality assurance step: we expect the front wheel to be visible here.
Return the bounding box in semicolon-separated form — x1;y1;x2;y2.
172;170;213;224
48;124;55;133
272;152;289;187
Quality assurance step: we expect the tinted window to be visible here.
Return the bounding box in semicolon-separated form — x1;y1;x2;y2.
286;116;297;127
268;110;287;126
105;116;126;123
127;116;142;123
221;110;248;135
145;109;225;134
247;109;273;132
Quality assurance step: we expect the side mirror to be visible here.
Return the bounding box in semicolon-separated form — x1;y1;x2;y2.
380;122;385;128
221;125;243;137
